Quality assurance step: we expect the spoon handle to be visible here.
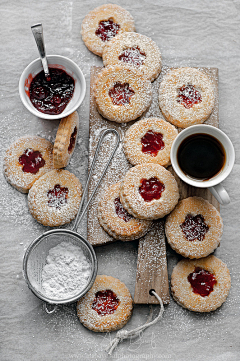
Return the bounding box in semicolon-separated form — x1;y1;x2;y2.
31;23;50;78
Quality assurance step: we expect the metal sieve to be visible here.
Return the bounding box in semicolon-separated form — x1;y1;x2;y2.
23;129;120;312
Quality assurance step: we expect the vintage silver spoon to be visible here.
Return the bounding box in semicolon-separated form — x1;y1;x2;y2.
31;23;50;79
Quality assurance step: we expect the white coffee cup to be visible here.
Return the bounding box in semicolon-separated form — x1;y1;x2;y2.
170;124;235;205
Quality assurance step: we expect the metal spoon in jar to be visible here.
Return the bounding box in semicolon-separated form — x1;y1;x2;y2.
31;23;50;80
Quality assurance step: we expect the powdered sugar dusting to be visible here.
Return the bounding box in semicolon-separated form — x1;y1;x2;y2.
81;4;135;57
158;67;217;128
97;182;152;241
165;196;223;259
41;241;91;300
119;163;180;220
77;275;133;332
102;32;162;82
171;255;231;312
3;135;54;193
93;65;152;123
28;169;82;227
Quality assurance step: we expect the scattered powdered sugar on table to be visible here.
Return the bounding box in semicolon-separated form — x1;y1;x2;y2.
41;241;91;300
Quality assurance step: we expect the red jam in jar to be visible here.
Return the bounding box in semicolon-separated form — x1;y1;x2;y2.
29;68;75;115
109;82;135;105
114;197;132;222
188;267;217;297
118;46;146;67
177;84;202;109
92;289;120;316
68;126;77;153
141;130;165;157
180;214;209;242
95;19;120;42
47;184;69;209
19;148;45;174
139;177;165;202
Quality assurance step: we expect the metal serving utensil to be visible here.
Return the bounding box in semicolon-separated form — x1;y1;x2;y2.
31;23;50;79
23;129;120;313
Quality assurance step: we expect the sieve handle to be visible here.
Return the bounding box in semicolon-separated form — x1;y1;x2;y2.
71;128;120;232
43;302;58;314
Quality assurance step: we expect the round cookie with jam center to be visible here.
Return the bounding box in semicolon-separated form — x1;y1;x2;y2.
123;117;178;167
98;182;152;241
93;65;152;123
102;32;162;82
3;135;54;193
171;255;231;312
120;163;179;220
81;4;135;57
165;196;223;259
158;67;215;128
28;169;82;227
77;275;133;332
53;111;79;169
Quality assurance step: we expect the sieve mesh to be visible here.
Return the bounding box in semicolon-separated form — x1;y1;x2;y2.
23;229;97;304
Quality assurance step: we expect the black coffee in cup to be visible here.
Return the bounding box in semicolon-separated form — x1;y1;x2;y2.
177;133;226;180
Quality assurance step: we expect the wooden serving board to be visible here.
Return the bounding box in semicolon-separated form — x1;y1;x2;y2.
87;66;219;304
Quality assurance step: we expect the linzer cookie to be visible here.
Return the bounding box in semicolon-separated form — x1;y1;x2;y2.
102;32;162;82
77;275;133;332
81;4;135;57
159;67;215;128
3;135;54;193
123;117;178;167
28;169;82;227
93;65;152;123
98;182;152;241
171;255;231;312
165;197;223;259
53;111;79;169
119;163;179;220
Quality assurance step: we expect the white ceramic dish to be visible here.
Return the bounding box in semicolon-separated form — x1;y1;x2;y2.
19;55;86;120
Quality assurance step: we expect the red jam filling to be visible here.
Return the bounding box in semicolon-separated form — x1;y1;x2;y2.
139;177;165;202
188;267;217;297
95;19;120;42
180;214;209;242
19;148;45;174
109;82;135;105
92;289;120;316
141;130;165;157
118;46;146;67
47;184;69;209
29;68;75;115
114;197;133;222
177;84;202;109
68;126;77;153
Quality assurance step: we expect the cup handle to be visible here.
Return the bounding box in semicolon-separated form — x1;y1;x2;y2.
208;184;230;205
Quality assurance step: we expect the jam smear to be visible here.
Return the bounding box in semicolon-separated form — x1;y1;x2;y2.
177;84;202;109
19;148;45;174
180;214;209;242
47;184;69;209
92;289;120;316
114;197;133;222
188;267;217;297
29;68;75;115
118;46;146;67
109;82;135;105
68;126;77;153
139;177;165;202
141;130;165;157
95;19;120;42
